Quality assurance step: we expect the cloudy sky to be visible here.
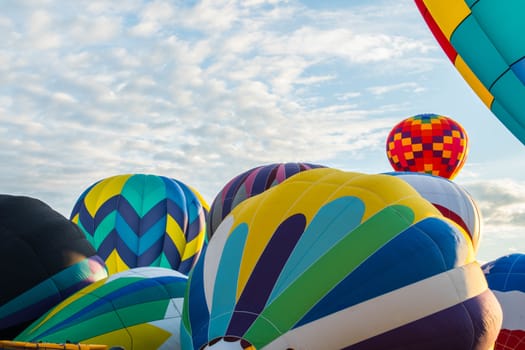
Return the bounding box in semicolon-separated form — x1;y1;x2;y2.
2;0;524;262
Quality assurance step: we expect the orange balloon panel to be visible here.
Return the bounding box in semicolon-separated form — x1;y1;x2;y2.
386;114;468;179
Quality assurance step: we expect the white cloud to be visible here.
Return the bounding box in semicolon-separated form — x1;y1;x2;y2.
295;75;336;85
51;92;77;104
461;179;525;260
70;15;121;43
367;82;425;95
259;27;424;64
129;20;159;37
180;0;240;33
142;0;175;22
22;10;60;49
27;10;53;33
337;92;362;100
1;0;523;267
63;51;92;68
463;179;525;227
84;1;143;15
241;0;287;6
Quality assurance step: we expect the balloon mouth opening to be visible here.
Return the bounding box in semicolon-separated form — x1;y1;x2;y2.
201;336;255;350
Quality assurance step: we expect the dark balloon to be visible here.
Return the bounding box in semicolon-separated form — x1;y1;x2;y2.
0;195;107;339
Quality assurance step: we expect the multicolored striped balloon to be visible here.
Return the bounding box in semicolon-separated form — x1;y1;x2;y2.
385;172;481;252
0;195;108;340
182;168;501;349
70;174;207;275
207;162;325;239
16;267;188;350
483;254;525;350
386;113;468;179
415;0;525;145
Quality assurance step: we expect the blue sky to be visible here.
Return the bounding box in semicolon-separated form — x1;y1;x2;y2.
1;0;524;262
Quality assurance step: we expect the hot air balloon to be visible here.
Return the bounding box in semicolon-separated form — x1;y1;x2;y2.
16;267;187;350
386;113;469;179
182;168;502;349
70;174;207;275
415;0;525;145
0;195;108;340
188;185;211;245
483;254;525;350
207;162;325;239
385;172;481;251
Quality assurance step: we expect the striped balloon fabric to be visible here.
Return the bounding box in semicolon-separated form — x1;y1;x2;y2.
385;172;481;252
207;162;325;239
415;0;525;145
70;174;207;275
0;256;107;339
182;169;501;350
483;254;525;350
16;267;187;350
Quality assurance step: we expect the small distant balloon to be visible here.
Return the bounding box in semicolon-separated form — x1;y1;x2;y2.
70;174;207;275
386;113;468;179
207;162;325;239
483;254;525;350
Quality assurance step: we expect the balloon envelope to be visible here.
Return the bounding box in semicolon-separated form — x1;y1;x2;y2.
415;0;525;145
385;172;481;251
182;168;501;349
207;162;325;239
386;113;468;179
0;195;107;340
16;267;188;350
70;174;207;275
483;254;525;350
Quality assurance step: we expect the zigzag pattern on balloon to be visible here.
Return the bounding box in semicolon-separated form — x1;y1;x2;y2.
75;194;203;274
71;174;207;275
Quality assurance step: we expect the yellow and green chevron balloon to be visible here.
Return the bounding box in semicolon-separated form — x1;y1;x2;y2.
70;174;207;275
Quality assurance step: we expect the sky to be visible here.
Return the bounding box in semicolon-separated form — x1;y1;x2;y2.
1;0;524;262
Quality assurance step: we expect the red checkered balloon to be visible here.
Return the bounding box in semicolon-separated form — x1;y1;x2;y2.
386;114;468;180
